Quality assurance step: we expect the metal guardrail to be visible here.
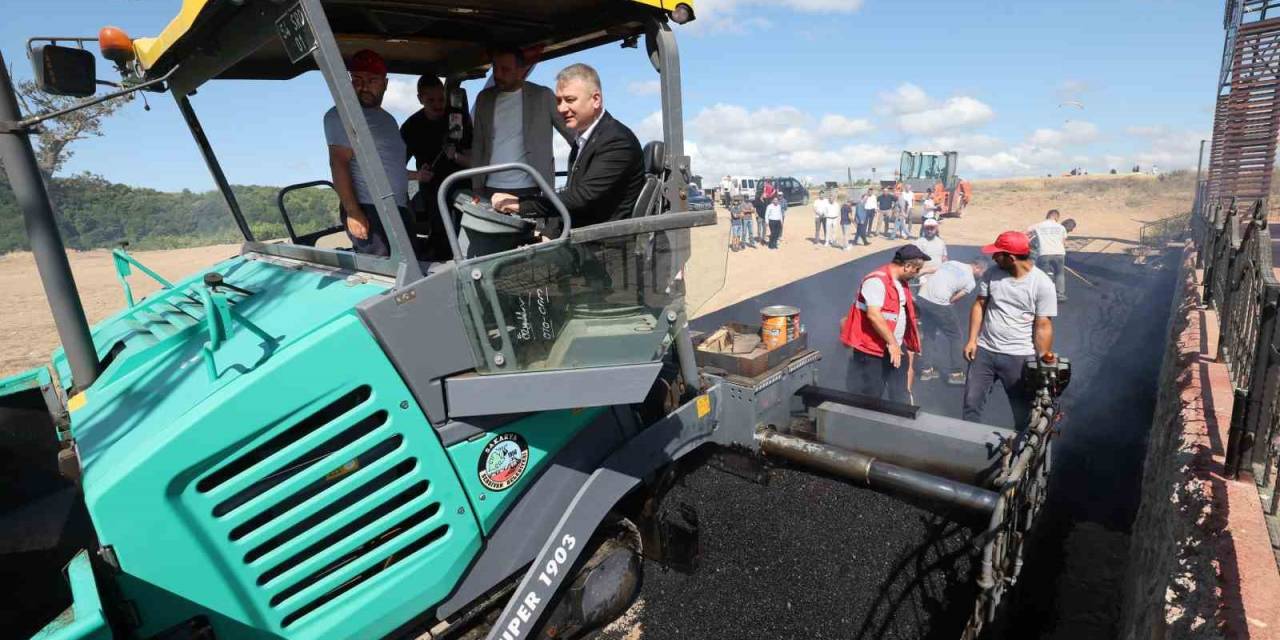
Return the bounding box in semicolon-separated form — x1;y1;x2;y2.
1195;191;1280;500
1138;212;1192;248
1194;0;1280;564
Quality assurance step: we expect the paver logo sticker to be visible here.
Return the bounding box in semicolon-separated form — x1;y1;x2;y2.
478;432;530;491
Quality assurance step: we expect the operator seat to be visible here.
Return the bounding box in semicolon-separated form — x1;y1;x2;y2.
631;141;665;218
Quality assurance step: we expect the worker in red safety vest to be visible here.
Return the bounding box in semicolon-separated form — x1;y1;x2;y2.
840;245;930;402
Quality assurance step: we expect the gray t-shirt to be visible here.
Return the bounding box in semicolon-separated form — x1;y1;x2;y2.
976;266;1058;356
919;261;976;306
323;106;408;208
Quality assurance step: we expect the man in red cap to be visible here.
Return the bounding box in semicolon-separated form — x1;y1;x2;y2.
962;230;1058;428
840;245;930;402
324;49;415;257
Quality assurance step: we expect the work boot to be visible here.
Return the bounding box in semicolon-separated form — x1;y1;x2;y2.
947;371;966;386
920;367;939;381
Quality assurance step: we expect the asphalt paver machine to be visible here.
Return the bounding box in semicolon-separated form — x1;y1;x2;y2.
0;2;1068;638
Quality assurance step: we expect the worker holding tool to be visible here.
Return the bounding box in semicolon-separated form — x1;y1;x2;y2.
840;245;930;402
962;231;1057;428
1027;209;1069;302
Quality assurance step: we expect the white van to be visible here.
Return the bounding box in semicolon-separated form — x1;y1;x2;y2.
726;176;758;201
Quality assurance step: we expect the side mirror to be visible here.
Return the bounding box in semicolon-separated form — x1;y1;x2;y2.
31;45;96;97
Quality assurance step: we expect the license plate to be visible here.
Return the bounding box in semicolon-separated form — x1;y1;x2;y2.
276;2;317;64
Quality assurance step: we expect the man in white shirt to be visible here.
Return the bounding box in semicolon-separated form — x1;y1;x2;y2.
1027;209;1069;302
812;193;830;245
766;195;785;249
824;191;842;247
916;259;984;384
471;47;574;203
913;220;948;277
861;189;879;239
897;186;913;238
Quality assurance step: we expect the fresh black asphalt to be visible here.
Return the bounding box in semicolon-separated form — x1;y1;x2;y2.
602;240;1179;639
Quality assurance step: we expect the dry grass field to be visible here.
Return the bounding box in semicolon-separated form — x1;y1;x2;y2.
0;172;1194;379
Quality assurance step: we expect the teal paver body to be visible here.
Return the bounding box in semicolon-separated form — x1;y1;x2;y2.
55;255;485;638
31;552;112;640
0;364;52;397
446;407;604;534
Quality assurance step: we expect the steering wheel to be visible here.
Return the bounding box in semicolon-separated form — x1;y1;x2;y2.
452;191;535;234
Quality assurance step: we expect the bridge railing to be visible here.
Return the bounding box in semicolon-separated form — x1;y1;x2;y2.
1196;193;1280;505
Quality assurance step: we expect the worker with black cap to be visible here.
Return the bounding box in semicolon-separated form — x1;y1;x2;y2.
839;245;931;402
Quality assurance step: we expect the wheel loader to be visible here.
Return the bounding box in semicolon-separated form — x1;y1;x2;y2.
897;151;972;218
0;2;1066;639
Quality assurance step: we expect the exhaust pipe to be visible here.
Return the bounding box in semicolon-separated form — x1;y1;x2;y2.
0;53;100;389
755;429;998;517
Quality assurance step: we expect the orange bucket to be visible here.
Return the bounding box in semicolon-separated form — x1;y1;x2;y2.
760;305;800;350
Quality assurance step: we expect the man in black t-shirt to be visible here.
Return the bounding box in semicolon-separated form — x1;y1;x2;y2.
401;75;473;261
877;187;897;238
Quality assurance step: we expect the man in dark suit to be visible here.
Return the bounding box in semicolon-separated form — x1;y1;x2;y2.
491;63;644;234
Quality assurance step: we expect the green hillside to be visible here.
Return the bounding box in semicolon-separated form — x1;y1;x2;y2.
0;173;339;254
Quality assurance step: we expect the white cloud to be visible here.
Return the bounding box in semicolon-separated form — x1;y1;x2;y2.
1127;126;1207;170
966;152;1032;176
896;96;995;135
914;133;1005;154
677;102;891;181
1027;121;1100;146
636;111;665;143
382;76;420;118
818;114;875;137
627;80;662;96
692;104;819;152
876;83;932;115
874;83;994;135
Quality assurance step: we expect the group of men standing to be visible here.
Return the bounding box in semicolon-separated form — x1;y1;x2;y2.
800;185;943;251
323;48;645;260
841;228;1061;429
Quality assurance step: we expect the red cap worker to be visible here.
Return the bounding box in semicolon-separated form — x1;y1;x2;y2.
961;231;1058;428
323;49;416;257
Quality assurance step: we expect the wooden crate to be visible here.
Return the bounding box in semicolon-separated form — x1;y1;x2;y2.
693;322;809;378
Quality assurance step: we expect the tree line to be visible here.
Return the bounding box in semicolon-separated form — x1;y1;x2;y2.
0;172;339;254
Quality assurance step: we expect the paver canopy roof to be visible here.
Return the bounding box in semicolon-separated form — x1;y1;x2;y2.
132;0;690;89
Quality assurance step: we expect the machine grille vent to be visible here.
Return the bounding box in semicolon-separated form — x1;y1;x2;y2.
195;384;451;629
197;385;373;494
212;409;389;517
279;519;448;628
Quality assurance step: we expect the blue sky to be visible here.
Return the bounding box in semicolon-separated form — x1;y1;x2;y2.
2;0;1221;192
